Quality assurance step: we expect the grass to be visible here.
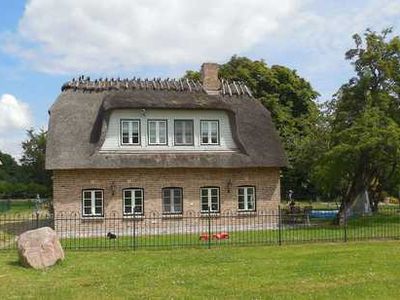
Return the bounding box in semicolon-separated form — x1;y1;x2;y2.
0;241;399;299
0;199;34;215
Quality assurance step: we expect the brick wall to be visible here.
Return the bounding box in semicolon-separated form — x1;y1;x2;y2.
53;167;281;215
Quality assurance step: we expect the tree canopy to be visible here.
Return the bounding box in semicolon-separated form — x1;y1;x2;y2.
0;129;51;198
314;28;400;217
185;56;321;199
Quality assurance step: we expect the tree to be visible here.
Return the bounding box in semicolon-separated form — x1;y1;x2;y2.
315;28;400;220
0;152;23;183
184;56;321;200
183;70;201;81
20;129;51;188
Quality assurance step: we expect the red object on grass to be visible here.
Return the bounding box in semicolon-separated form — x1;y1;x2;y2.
213;232;229;240
200;232;229;241
199;233;210;241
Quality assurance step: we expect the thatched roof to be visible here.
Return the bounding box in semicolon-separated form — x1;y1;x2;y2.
46;77;286;170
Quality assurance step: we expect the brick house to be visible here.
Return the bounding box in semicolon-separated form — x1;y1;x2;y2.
46;63;286;225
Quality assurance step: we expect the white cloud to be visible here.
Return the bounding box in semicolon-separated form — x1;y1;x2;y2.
0;94;32;132
251;0;400;99
0;94;32;159
3;0;300;74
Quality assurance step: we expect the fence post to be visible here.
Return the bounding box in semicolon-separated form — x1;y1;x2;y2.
35;211;39;229
343;203;347;243
133;217;136;251
208;206;211;249
278;205;282;246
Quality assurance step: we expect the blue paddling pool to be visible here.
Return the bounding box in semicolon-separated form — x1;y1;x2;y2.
310;210;339;219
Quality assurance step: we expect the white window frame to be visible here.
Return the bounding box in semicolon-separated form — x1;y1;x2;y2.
237;186;256;211
162;188;183;214
82;189;104;217
120;119;141;145
200;187;220;213
123;188;144;215
174;120;194;146
148;119;168;145
200;120;219;145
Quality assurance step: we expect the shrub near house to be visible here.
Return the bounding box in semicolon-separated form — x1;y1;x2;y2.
45;63;286;233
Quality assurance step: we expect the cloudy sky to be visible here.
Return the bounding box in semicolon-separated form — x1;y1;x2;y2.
1;0;400;160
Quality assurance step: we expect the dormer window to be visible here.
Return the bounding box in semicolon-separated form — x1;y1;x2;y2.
148;120;167;145
174;120;194;146
121;119;140;145
200;120;219;145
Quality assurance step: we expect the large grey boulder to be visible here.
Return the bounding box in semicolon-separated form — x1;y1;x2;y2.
17;227;64;269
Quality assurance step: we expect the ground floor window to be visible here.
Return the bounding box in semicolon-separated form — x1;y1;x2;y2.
238;186;255;211
82;189;103;217
123;188;144;215
200;187;220;212
162;188;183;214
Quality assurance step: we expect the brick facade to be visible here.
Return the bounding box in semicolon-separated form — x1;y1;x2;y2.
53;167;280;215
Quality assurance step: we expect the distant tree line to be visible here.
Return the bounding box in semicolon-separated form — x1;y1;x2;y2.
0;129;51;199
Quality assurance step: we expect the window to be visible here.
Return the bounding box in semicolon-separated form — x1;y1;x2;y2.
123;189;144;215
82;189;103;217
238;186;256;211
162;188;183;214
200;187;220;212
200;120;219;145
148;120;167;145
174;120;193;145
120;119;140;145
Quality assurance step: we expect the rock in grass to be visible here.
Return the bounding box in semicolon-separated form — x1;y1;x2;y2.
17;227;64;269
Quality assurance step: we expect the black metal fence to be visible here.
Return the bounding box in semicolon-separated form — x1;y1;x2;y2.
1;206;399;251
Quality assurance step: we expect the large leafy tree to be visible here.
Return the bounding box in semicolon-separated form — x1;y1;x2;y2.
0;152;26;183
185;56;321;199
314;28;400;219
20;129;51;188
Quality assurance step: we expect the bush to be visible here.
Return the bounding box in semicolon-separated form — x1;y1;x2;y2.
0;181;51;199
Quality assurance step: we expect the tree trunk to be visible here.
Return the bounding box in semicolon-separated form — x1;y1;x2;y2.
335;153;372;225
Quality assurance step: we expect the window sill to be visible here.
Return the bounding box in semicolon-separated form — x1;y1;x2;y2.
81;216;104;221
123;215;144;220
162;214;183;219
237;211;257;217
200;212;221;218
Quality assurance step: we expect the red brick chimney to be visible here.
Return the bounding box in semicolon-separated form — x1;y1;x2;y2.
201;63;220;94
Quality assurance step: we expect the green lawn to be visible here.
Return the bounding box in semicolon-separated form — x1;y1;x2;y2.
0;241;399;299
0;199;34;215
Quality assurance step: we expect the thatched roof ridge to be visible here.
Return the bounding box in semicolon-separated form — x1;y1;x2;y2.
61;76;252;97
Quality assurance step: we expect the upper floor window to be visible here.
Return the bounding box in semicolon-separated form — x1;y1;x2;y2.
238;186;256;211
148;120;167;145
200;187;220;212
121;119;140;145
123;188;144;215
174;120;194;146
162;187;183;214
82;189;103;217
200;120;219;145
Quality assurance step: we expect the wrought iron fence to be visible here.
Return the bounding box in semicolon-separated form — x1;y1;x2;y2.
0;206;399;251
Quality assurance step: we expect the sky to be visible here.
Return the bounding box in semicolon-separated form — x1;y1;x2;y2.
0;0;400;160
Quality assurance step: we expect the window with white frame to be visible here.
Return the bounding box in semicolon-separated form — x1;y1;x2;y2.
200;120;219;145
120;119;140;145
148;120;167;145
123;188;144;215
174;120;193;145
162;188;183;214
200;187;220;212
82;189;103;217
238;186;255;211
